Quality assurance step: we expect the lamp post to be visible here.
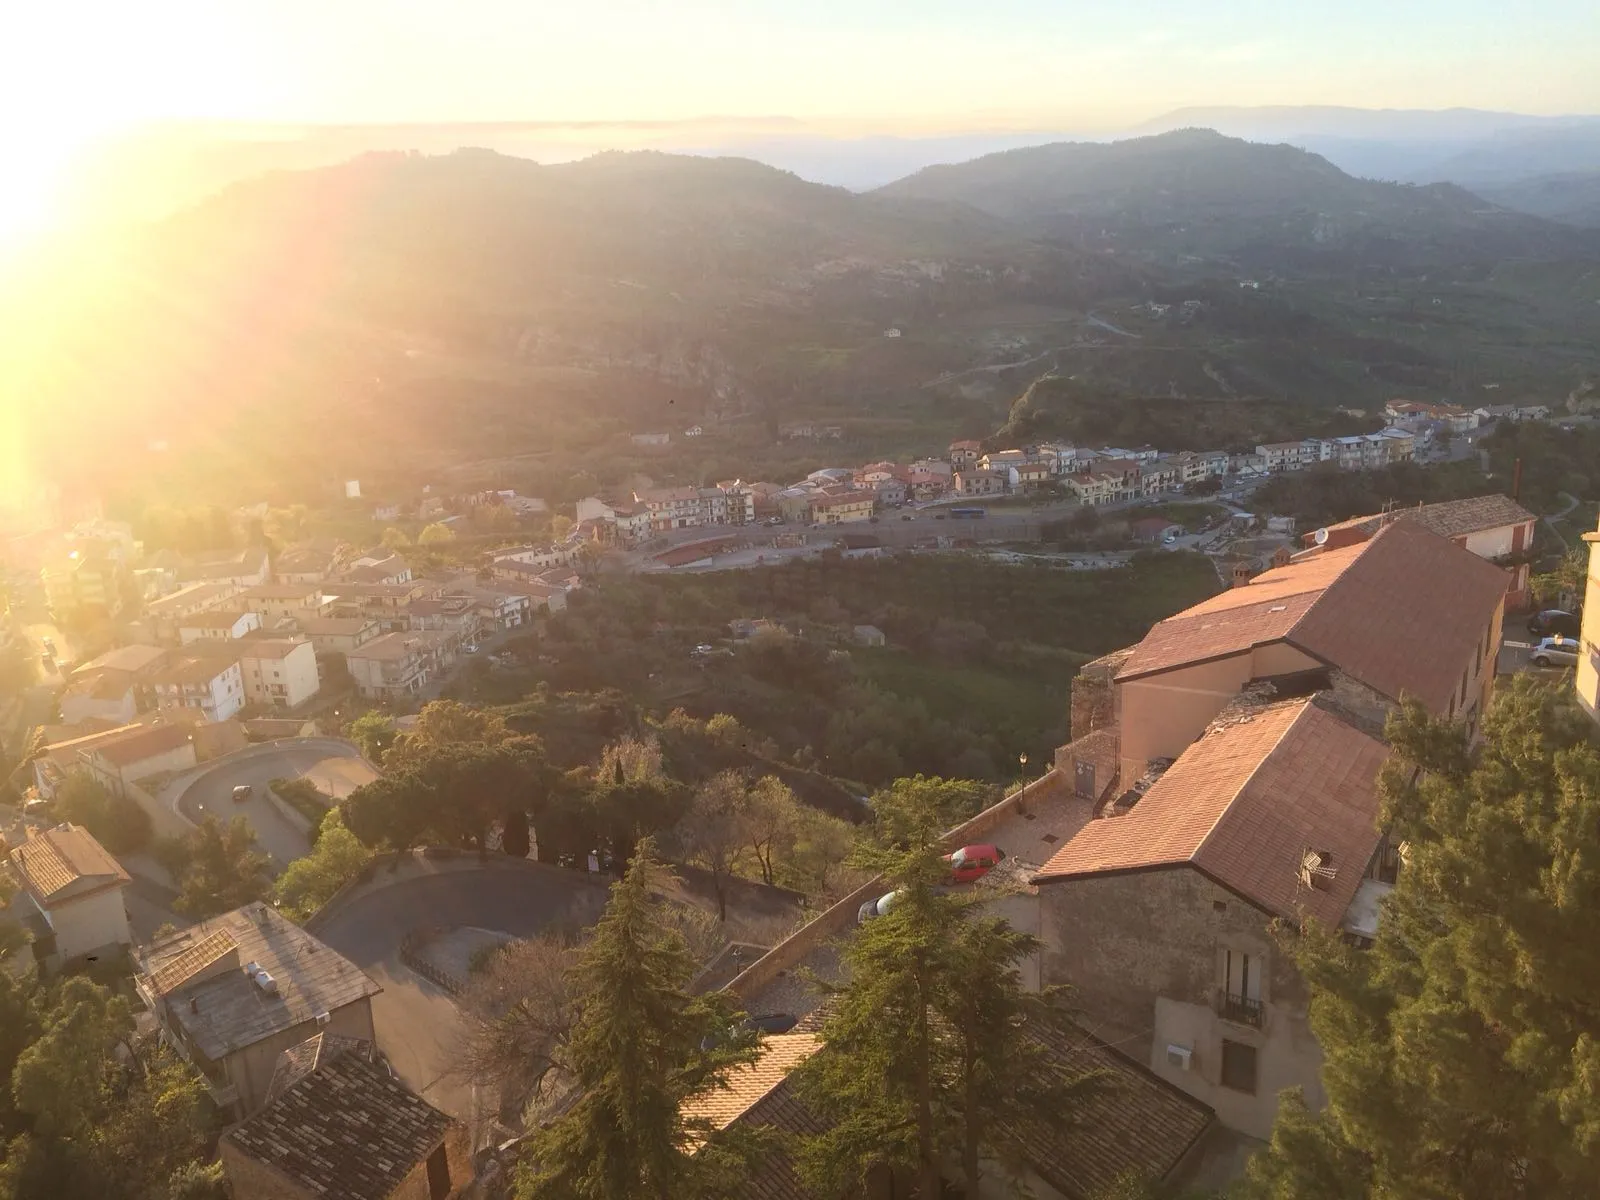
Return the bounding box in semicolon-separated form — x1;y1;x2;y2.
1018;751;1030;811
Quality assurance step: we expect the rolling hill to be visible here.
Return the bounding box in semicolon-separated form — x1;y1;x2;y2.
876;129;1598;274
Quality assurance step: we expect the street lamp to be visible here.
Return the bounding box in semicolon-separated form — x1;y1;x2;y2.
1018;752;1030;810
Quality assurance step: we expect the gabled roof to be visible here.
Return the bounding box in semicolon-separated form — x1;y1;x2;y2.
72;644;169;676
682;1034;820;1142
1118;521;1507;712
223;1047;455;1200
91;721;194;768
1309;494;1535;546
8;823;131;906
1033;697;1388;927
263;1031;376;1105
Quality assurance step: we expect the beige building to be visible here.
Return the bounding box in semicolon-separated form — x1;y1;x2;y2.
953;468;1007;498
221;1034;472;1200
810;490;875;524
8;823;133;972
238;584;333;624
135;904;382;1117
150;654;247;723
58;669;138;726
1114;520;1507;785
293;616;380;656
31;721;197;799
346;631;453;702
236;639;321;710
1034;694;1393;1140
178;609;262;645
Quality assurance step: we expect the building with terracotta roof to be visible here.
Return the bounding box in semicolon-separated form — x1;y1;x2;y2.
177;609;262;644
6;822;132;971
150;653;246;723
1033;693;1396;1140
58;668;138;727
681;1017;1217;1198
1298;494;1537;608
1115;520;1507;785
134;903;382;1117
220;1034;471;1199
948;439;983;469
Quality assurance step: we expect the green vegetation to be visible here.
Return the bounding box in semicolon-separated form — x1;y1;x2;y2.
268;777;332;835
0;974;219;1199
272;809;375;922
1240;678;1600;1199
515;843;763;1200
1252;460;1493;529
154;816;273;918
49;772;153;856
796;778;1096;1197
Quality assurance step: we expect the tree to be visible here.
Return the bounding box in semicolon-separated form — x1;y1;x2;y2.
171;815;271;917
12;977;135;1137
550;514;574;542
798;786;1097;1198
273;808;374;921
380;526;412;550
515;843;760;1199
417;522;456;546
383;698;512;772
347;712;397;763
458;933;581;1114
51;771;153;855
671;771;750;922
866;775;990;852
741;776;800;887
1239;676;1600;1199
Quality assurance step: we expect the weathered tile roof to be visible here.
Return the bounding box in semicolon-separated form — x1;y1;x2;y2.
90;721;195;768
138;905;381;1060
224;1048;454;1199
264;1032;375;1105
682;1034;820;1141
1118;521;1506;712
147;928;240;996
1033;697;1389;927
8;823;130;905
1314;493;1535;544
1007;1021;1215;1199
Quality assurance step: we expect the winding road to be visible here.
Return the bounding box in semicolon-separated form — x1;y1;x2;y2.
177;740;379;869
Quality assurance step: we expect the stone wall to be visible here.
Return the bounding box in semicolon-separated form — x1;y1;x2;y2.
1070;648;1132;741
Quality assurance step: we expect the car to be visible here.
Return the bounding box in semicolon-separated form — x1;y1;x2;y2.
944;843;1005;884
869;516;880;524
1163;533;1177;545
231;784;253;803
1528;609;1581;639
463;644;480;654
900;514;913;521
934;514;947;520
1532;636;1580;668
856;890;900;924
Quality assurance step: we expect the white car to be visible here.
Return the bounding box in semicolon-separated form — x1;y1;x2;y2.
1531;636;1579;668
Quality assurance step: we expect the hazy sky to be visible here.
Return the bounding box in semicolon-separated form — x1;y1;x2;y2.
7;0;1599;139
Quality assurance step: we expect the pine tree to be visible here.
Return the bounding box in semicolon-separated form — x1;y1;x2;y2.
516;841;760;1200
1239;676;1600;1200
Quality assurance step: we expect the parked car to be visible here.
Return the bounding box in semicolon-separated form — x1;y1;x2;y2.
232;784;253;803
1532;636;1580;668
944;843;1005;884
1528;609;1581;638
857;890;900;924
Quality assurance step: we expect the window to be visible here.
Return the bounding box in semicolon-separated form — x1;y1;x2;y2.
426;1145;452;1199
1222;948;1261;1001
1221;1039;1258;1093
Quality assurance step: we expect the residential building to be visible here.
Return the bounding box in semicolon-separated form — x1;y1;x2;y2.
609;503;654;544
909;458;955;480
292;616;380;656
134;904;382;1116
1229;452;1268;477
31;721;197;799
146;581;245;639
238;584;332;624
1474;402;1551;424
404;594;484;643
776;487;816;523
58;670;138;726
491;544;577;571
178;610;261;645
872;477;908;507
235;639;320;710
630;431;671;447
1113;520;1507;785
42;548;128;622
1139;458;1180;495
504;579;568;614
1065;469;1121;506
328;582;433;630
980;448;1031;473
714;481;758;524
1008;461;1056;491
8;823;132;972
336;550;413;586
948;439;982;469
636;485;705;532
698;487;730;525
220;1035;472;1200
852;624;886;647
810;490;875;524
906;470;950;501
1034;693;1392;1139
346;632;454;702
72;643;169;679
807;468;854;487
177;546;271;588
1299;494;1537;608
150;655;246;723
1255;441;1309;472
953;468;1008;498
1169;451;1226;487
272;541;347;585
462;584;532;630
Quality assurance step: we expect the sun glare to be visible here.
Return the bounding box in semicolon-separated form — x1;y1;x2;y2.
0;134;83;245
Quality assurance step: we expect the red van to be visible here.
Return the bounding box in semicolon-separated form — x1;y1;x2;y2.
944;844;1005;884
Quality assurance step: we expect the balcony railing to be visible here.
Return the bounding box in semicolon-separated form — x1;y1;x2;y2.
1216;990;1264;1028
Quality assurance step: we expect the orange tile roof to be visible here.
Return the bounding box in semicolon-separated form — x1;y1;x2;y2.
1033;698;1389;926
681;1034;820;1143
1118;522;1507;712
9;823;131;904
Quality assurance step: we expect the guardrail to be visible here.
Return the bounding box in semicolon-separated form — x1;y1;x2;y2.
398;927;468;996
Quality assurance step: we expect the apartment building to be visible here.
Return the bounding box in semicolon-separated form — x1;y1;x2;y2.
235;639;320;711
1066;469;1122;506
292;616;380;656
42;548;128;623
178;610;261;645
636;486;705;532
953;469;1008;498
238;584;333;624
345;632;454;702
948;439;982;469
810;490;875;524
150;655;246;723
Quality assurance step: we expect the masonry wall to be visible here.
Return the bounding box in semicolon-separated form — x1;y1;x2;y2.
1038;867;1322;1140
1069;649;1132;741
392;1125;475;1200
220;1141;313;1200
45;887;131;964
223;999;378;1117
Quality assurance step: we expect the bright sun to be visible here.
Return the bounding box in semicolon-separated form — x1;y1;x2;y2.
0;131;88;244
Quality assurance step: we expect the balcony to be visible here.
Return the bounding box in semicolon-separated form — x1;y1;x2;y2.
1216;989;1264;1028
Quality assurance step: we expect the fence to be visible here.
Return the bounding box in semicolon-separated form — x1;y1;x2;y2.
398;927;468;996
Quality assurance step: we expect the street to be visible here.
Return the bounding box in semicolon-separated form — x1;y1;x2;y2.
177;740;379;869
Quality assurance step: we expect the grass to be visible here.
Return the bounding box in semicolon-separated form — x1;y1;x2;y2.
1138;501;1229;528
853;648;1073;746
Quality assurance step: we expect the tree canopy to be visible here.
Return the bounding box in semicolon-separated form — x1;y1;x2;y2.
1240;676;1600;1199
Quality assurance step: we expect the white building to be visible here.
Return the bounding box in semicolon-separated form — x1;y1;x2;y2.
178;610;261;645
8;823;132;972
151;655;246;723
236;639;320;711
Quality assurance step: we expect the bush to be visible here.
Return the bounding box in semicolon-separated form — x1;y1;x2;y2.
51;772;153;855
269;777;333;841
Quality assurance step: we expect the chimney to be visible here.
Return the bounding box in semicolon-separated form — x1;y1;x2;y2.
1231;561;1252;588
189;996;199;1014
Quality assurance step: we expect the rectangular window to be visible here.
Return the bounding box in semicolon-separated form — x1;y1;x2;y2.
1221;1039;1258;1094
1222;948;1261;1000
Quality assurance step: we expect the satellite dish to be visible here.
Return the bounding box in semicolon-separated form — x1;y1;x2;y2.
1314;527;1329;545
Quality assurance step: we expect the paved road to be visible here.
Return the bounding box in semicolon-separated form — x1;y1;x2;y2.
313;864;609;1121
179;741;378;869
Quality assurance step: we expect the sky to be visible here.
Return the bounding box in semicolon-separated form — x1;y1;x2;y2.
1;1;1597;232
